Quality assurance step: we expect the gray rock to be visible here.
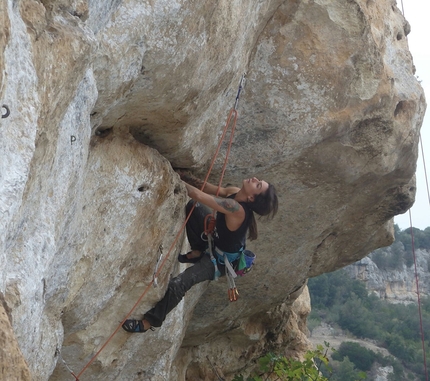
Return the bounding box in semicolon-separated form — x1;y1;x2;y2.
0;0;425;380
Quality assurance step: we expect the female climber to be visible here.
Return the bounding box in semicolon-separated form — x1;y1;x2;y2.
122;170;278;332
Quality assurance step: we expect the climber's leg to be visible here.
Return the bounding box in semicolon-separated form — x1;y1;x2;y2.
143;254;221;327
178;200;212;262
184;200;211;252
122;319;153;333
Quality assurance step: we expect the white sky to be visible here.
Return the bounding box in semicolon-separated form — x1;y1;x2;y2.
394;0;430;230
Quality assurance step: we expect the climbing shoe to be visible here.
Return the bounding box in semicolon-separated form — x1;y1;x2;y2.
177;252;202;264
122;319;153;333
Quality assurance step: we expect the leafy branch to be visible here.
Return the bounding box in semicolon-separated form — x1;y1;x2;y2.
232;342;363;381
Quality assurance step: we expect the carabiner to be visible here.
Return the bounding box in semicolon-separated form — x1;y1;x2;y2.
228;287;239;302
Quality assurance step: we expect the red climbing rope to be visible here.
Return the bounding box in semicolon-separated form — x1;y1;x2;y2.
420;133;430;209
74;206;194;380
68;74;246;380
399;1;429;377
417;131;430;381
216;109;239;196
408;210;429;381
405;130;430;381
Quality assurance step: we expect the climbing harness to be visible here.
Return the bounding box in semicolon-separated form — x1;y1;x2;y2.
1;104;10;118
204;214;222;280
65;73;247;380
202;211;241;299
212;247;255;300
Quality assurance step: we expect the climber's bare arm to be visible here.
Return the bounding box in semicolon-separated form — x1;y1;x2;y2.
184;183;245;228
176;169;240;197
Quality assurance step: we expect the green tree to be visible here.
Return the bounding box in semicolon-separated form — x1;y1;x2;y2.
331;357;366;381
233;344;334;381
308;274;330;308
371;249;389;269
394;224;401;240
338;295;378;339
383;333;415;363
308;267;430;380
395;226;430;254
423;227;430;249
332;342;375;371
388;242;404;270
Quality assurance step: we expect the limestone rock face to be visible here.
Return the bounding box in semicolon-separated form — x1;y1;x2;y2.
345;248;430;303
0;0;426;380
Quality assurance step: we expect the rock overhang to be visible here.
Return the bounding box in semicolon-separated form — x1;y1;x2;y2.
0;0;426;380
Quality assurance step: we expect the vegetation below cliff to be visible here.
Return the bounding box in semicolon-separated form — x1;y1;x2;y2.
370;225;430;270
308;226;430;381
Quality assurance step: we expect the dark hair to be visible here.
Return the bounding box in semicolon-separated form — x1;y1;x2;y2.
247;183;278;241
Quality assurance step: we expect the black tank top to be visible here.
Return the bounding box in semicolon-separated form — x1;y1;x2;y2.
214;194;252;253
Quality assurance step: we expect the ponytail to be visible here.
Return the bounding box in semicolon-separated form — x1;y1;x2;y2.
247;183;278;241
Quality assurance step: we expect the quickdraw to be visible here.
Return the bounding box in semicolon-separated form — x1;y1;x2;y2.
225;258;239;302
152;245;163;288
233;73;245;111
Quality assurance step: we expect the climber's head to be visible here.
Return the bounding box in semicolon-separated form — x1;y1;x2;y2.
243;177;278;219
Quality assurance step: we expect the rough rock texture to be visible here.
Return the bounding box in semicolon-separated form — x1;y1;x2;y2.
345;248;430;303
0;297;31;381
373;365;395;381
0;0;426;380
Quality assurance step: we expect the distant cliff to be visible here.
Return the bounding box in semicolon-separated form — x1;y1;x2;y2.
0;0;426;380
345;236;430;303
